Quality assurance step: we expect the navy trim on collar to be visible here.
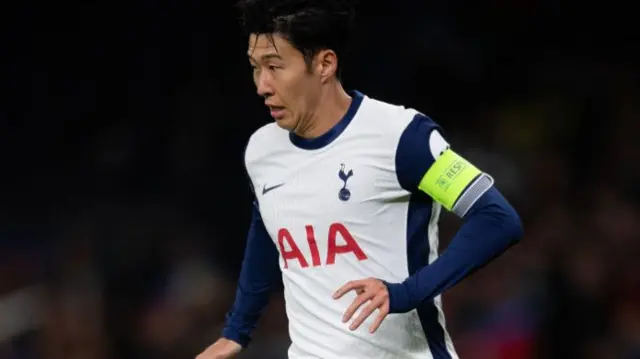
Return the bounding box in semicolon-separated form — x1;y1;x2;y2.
289;90;364;150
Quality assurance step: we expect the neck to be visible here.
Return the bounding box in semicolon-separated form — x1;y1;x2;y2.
294;82;352;139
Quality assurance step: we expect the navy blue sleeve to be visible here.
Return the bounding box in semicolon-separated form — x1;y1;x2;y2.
222;202;281;347
389;113;523;313
395;113;444;192
385;187;523;313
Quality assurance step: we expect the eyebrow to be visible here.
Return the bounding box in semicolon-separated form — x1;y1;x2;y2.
247;53;284;62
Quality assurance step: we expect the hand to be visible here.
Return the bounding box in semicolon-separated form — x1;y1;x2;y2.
196;338;242;359
333;278;390;333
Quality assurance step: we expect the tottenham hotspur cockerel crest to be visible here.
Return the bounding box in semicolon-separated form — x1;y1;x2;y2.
338;163;353;201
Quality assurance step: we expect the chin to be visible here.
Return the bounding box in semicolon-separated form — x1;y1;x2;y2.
274;117;296;131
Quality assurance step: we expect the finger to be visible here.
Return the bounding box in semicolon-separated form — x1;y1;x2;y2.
349;295;385;331
333;280;366;299
369;304;389;333
342;291;375;323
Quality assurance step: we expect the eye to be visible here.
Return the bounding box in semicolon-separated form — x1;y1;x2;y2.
268;65;279;71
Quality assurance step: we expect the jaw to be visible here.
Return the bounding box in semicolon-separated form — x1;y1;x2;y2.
275;114;297;131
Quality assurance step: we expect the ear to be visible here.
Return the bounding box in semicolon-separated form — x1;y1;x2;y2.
315;49;338;83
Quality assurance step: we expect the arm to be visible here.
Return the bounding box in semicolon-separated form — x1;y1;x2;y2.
221;202;281;346
386;113;523;313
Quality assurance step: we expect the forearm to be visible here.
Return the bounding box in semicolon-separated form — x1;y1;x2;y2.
386;187;523;313
222;204;281;346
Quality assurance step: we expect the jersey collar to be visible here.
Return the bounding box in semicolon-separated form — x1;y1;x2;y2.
289;90;364;150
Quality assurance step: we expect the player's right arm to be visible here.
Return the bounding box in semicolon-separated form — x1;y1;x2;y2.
197;202;281;359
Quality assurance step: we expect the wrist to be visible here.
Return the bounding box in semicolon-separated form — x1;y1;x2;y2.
383;280;413;313
221;328;249;348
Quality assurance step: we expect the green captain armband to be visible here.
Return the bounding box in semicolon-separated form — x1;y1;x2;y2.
418;149;482;211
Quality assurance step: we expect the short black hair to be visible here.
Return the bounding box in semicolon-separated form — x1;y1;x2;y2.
237;0;357;79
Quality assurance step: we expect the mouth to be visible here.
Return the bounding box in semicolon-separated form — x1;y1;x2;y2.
268;106;286;120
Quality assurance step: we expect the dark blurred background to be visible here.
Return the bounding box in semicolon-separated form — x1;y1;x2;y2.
2;1;639;358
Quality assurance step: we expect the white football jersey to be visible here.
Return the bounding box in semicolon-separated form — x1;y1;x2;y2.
244;91;460;359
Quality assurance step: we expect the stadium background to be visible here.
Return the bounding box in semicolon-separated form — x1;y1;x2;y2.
2;1;639;358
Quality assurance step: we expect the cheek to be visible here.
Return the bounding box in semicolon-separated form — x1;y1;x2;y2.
295;79;318;109
279;69;315;112
280;78;303;110
302;82;321;110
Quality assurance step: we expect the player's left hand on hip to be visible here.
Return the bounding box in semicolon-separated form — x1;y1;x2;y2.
333;278;390;333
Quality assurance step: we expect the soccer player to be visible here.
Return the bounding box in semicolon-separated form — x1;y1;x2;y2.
197;0;523;358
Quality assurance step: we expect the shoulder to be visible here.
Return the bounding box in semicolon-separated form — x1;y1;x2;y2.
355;94;442;149
360;95;418;127
244;122;288;170
358;94;438;137
356;94;448;192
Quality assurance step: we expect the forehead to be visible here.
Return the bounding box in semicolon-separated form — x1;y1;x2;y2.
247;33;295;60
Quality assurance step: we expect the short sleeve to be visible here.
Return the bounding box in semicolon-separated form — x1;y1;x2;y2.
395;113;448;191
244;138;259;205
395;113;494;217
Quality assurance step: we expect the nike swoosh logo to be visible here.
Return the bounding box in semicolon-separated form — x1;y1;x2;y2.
262;183;284;195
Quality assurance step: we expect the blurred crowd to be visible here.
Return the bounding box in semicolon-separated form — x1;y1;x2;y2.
2;1;638;359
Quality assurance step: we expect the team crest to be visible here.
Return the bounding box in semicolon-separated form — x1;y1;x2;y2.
338;163;354;201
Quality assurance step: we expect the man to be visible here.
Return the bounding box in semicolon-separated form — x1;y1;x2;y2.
197;0;523;358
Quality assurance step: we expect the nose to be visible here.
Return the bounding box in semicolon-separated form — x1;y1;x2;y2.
256;72;274;98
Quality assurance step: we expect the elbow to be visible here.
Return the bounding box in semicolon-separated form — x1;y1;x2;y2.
493;190;523;245
469;186;524;246
488;187;524;245
504;207;524;245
